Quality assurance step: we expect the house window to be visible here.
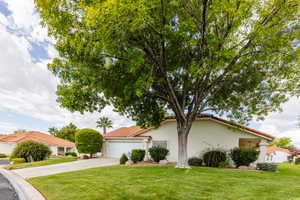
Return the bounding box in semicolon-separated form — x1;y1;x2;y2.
152;141;167;149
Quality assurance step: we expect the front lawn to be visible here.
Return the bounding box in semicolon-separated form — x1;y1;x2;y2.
29;163;300;200
4;156;78;170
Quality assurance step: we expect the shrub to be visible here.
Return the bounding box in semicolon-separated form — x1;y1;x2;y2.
257;163;277;172
120;153;129;164
295;158;300;165
75;129;103;158
218;161;230;168
203;150;227;167
11;141;51;162
188;157;202;166
148;146;169;162
11;158;26;164
230;147;260;168
131;149;145;163
65;152;77;157
0;153;7;158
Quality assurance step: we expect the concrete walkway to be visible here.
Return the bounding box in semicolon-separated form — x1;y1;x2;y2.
13;158;119;179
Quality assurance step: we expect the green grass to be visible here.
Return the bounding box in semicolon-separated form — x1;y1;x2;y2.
4;156;78;170
28;163;300;200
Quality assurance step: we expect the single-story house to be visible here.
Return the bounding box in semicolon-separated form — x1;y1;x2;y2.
0;131;76;156
266;147;293;163
103;114;275;163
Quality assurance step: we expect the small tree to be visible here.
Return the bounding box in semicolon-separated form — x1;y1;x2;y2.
48;123;78;142
75;129;103;158
270;137;292;149
96;117;113;135
13;129;27;134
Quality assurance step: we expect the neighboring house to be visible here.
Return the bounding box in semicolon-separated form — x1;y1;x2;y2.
0;131;76;155
266;147;293;163
103;114;275;162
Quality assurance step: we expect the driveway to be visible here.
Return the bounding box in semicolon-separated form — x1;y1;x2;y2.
0;173;19;200
0;158;10;166
13;158;119;179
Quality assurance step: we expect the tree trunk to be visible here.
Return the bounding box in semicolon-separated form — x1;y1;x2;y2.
176;122;192;168
103;127;106;135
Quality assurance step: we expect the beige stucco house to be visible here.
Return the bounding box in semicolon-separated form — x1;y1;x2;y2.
103;114;275;163
0;131;76;156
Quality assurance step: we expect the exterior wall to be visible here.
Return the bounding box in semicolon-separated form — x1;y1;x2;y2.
141;120;270;162
266;151;291;163
0;142;16;155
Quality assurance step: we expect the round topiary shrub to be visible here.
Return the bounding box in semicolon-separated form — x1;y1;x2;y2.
120;153;129;164
149;146;169;163
230;147;260;168
131;149;145;163
188;157;202;166
295;158;300;165
75;128;103;158
11;140;51;162
203;150;227;167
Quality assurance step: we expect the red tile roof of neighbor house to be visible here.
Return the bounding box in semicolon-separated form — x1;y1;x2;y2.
267;147;291;155
0;131;75;147
105;114;275;140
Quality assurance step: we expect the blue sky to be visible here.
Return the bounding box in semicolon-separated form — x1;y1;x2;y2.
0;0;299;146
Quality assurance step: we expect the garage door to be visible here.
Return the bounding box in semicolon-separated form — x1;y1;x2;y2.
105;141;144;158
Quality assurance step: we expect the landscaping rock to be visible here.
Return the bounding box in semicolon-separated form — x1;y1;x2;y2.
159;160;168;165
238;166;249;170
125;160;133;166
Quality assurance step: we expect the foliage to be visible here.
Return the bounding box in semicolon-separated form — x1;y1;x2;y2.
11;141;51;162
35;0;300;167
131;149;145;163
257;163;277;172
65;152;77;157
270;137;292;149
0;153;7;158
120;153;129;165
75;129;103;157
230;147;260;168
188;157;202;166
96;117;113;134
13;129;27;133
203;150;227;167
11;158;26;164
148;146;169;163
49;123;78;142
218;161;231;168
295;158;300;165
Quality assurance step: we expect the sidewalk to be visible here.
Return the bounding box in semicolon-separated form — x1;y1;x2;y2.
13;158;119;179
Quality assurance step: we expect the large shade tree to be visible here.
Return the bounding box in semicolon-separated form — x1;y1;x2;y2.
35;0;300;168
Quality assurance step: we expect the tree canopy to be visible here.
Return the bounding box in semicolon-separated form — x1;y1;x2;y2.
35;0;300;167
271;137;293;149
96;117;113;134
48;123;78;142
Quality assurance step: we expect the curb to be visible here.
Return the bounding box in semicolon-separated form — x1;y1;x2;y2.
0;169;45;200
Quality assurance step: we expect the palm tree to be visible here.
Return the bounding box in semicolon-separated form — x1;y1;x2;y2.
96;117;113;135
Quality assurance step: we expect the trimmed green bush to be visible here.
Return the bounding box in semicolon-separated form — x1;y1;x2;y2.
65;152;77;157
120;153;128;164
230;147;260;168
257;163;277;172
148;146;169;162
218;161;230;168
11;140;51;162
75;129;103;158
203;150;227;167
0;153;7;158
131;149;145;163
11;158;26;164
295;158;300;165
188;157;202;166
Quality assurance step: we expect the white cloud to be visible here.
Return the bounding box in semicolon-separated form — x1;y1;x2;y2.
0;0;133;134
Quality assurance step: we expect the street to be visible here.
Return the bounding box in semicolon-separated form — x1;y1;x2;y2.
0;173;19;200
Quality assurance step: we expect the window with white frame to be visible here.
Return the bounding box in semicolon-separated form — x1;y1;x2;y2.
152;140;167;149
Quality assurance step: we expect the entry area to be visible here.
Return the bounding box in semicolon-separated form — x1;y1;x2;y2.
239;138;260;149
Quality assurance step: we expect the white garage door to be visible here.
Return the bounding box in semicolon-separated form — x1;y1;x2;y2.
106;141;144;158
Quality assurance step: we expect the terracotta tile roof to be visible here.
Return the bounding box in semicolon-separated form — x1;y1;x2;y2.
0;131;75;147
105;126;146;137
105;114;275;140
267;146;291;155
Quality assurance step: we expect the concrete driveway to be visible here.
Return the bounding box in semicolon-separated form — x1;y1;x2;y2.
13;158;119;179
